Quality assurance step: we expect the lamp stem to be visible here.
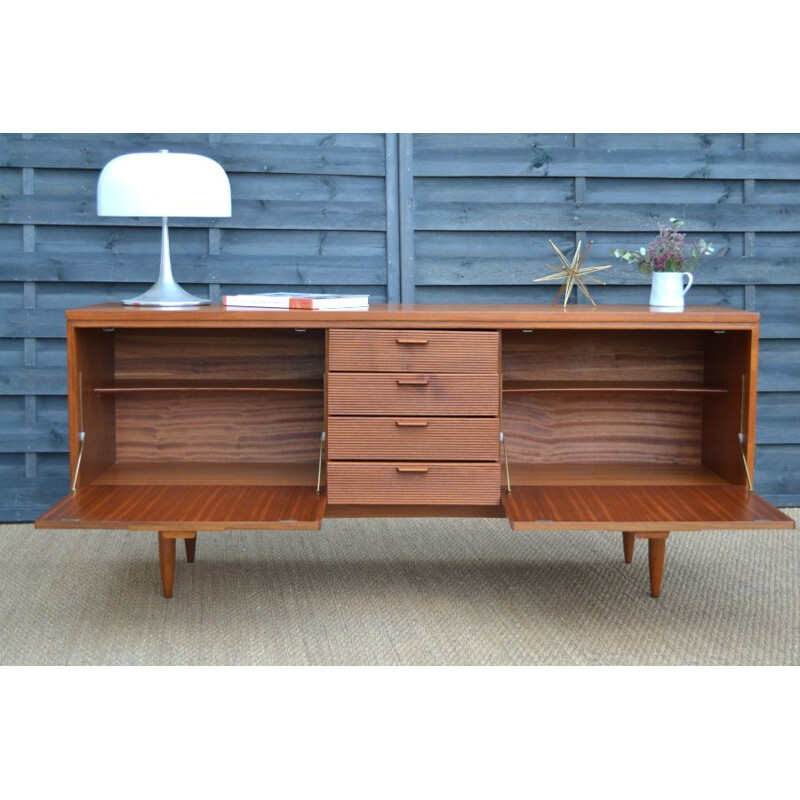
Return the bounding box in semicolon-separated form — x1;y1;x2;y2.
122;216;210;306
159;216;175;286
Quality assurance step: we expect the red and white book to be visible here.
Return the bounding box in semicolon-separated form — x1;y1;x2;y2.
222;292;369;310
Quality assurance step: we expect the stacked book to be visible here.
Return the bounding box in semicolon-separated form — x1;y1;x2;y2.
222;292;369;310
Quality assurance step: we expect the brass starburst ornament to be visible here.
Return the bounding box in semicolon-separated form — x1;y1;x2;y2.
533;240;612;307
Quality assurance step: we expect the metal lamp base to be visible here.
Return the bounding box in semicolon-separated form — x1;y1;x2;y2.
122;216;211;307
122;282;211;307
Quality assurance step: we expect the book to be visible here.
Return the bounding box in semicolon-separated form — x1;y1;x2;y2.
222;292;369;310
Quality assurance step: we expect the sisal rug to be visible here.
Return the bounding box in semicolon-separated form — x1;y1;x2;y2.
1;510;797;665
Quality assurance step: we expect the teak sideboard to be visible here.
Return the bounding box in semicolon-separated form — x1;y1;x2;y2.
36;303;794;599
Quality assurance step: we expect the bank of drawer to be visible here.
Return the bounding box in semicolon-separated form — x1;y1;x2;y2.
327;462;501;505
328;329;499;373
327;373;499;416
327;416;500;461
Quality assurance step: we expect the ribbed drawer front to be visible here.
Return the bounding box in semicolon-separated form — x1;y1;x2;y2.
328;330;499;373
327;417;500;461
327;373;499;416
327;462;501;505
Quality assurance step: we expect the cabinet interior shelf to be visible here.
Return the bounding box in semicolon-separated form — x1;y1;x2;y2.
94;379;324;394
501;380;727;394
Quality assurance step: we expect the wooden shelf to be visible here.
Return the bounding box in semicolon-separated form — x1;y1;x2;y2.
95;462;321;486
94;379;324;394
37;483;326;531
502;381;727;394
502;484;794;532
507;462;730;487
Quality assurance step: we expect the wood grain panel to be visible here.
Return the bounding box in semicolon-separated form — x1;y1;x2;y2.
115;393;323;463
507;463;729;486
502;485;795;531
328;329;499;372
327;416;499;461
96;379;323;393
65;303;761;328
502;381;724;394
328;373;499;416
36;484;326;530
702;329;753;486
327;462;500;505
72;327;116;487
502;329;705;383
114;329;325;381
502;393;703;465
94;462;320;486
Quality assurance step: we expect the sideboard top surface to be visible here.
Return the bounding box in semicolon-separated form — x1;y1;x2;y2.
66;303;760;330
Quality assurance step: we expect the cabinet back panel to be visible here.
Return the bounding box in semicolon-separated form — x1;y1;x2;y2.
115;393;323;463
114;330;325;381
503;393;702;464
502;330;704;382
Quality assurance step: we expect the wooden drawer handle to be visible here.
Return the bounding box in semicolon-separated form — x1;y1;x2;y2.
396;338;429;345
395;420;429;427
396;466;429;473
396;377;429;386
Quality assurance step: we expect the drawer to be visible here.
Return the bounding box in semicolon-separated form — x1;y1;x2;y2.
328;329;499;373
326;462;501;505
327;417;500;461
327;373;499;416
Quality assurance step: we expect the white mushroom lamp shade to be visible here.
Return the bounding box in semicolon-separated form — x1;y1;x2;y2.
97;151;232;306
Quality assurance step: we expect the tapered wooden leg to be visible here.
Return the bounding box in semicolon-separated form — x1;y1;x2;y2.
622;531;635;564
158;530;196;597
184;534;197;563
635;532;670;598
158;532;176;599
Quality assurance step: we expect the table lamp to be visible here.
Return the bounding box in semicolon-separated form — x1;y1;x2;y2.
97;150;232;305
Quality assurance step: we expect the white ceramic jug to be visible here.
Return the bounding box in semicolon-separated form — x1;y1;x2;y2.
649;271;693;310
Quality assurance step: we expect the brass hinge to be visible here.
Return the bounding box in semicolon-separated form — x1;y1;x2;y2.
71;371;86;493
317;431;326;496
500;432;511;494
739;374;753;492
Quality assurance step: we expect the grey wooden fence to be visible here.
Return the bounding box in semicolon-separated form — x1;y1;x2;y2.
1;132;798;519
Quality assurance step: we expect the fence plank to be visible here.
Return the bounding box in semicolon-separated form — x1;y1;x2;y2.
2;195;387;231
0;365;68;394
0;253;387;285
755;444;800;497
758;340;800;391
413;200;800;232
416;255;800;287
0;135;386;176
757;394;800;444
0;134;385;177
414;144;800;179
0;422;68;452
755;286;800;337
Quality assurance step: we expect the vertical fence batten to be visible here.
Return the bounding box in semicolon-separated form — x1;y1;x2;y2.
384;133;401;303
398;133;416;304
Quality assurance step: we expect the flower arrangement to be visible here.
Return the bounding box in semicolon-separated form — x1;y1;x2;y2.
613;219;714;275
